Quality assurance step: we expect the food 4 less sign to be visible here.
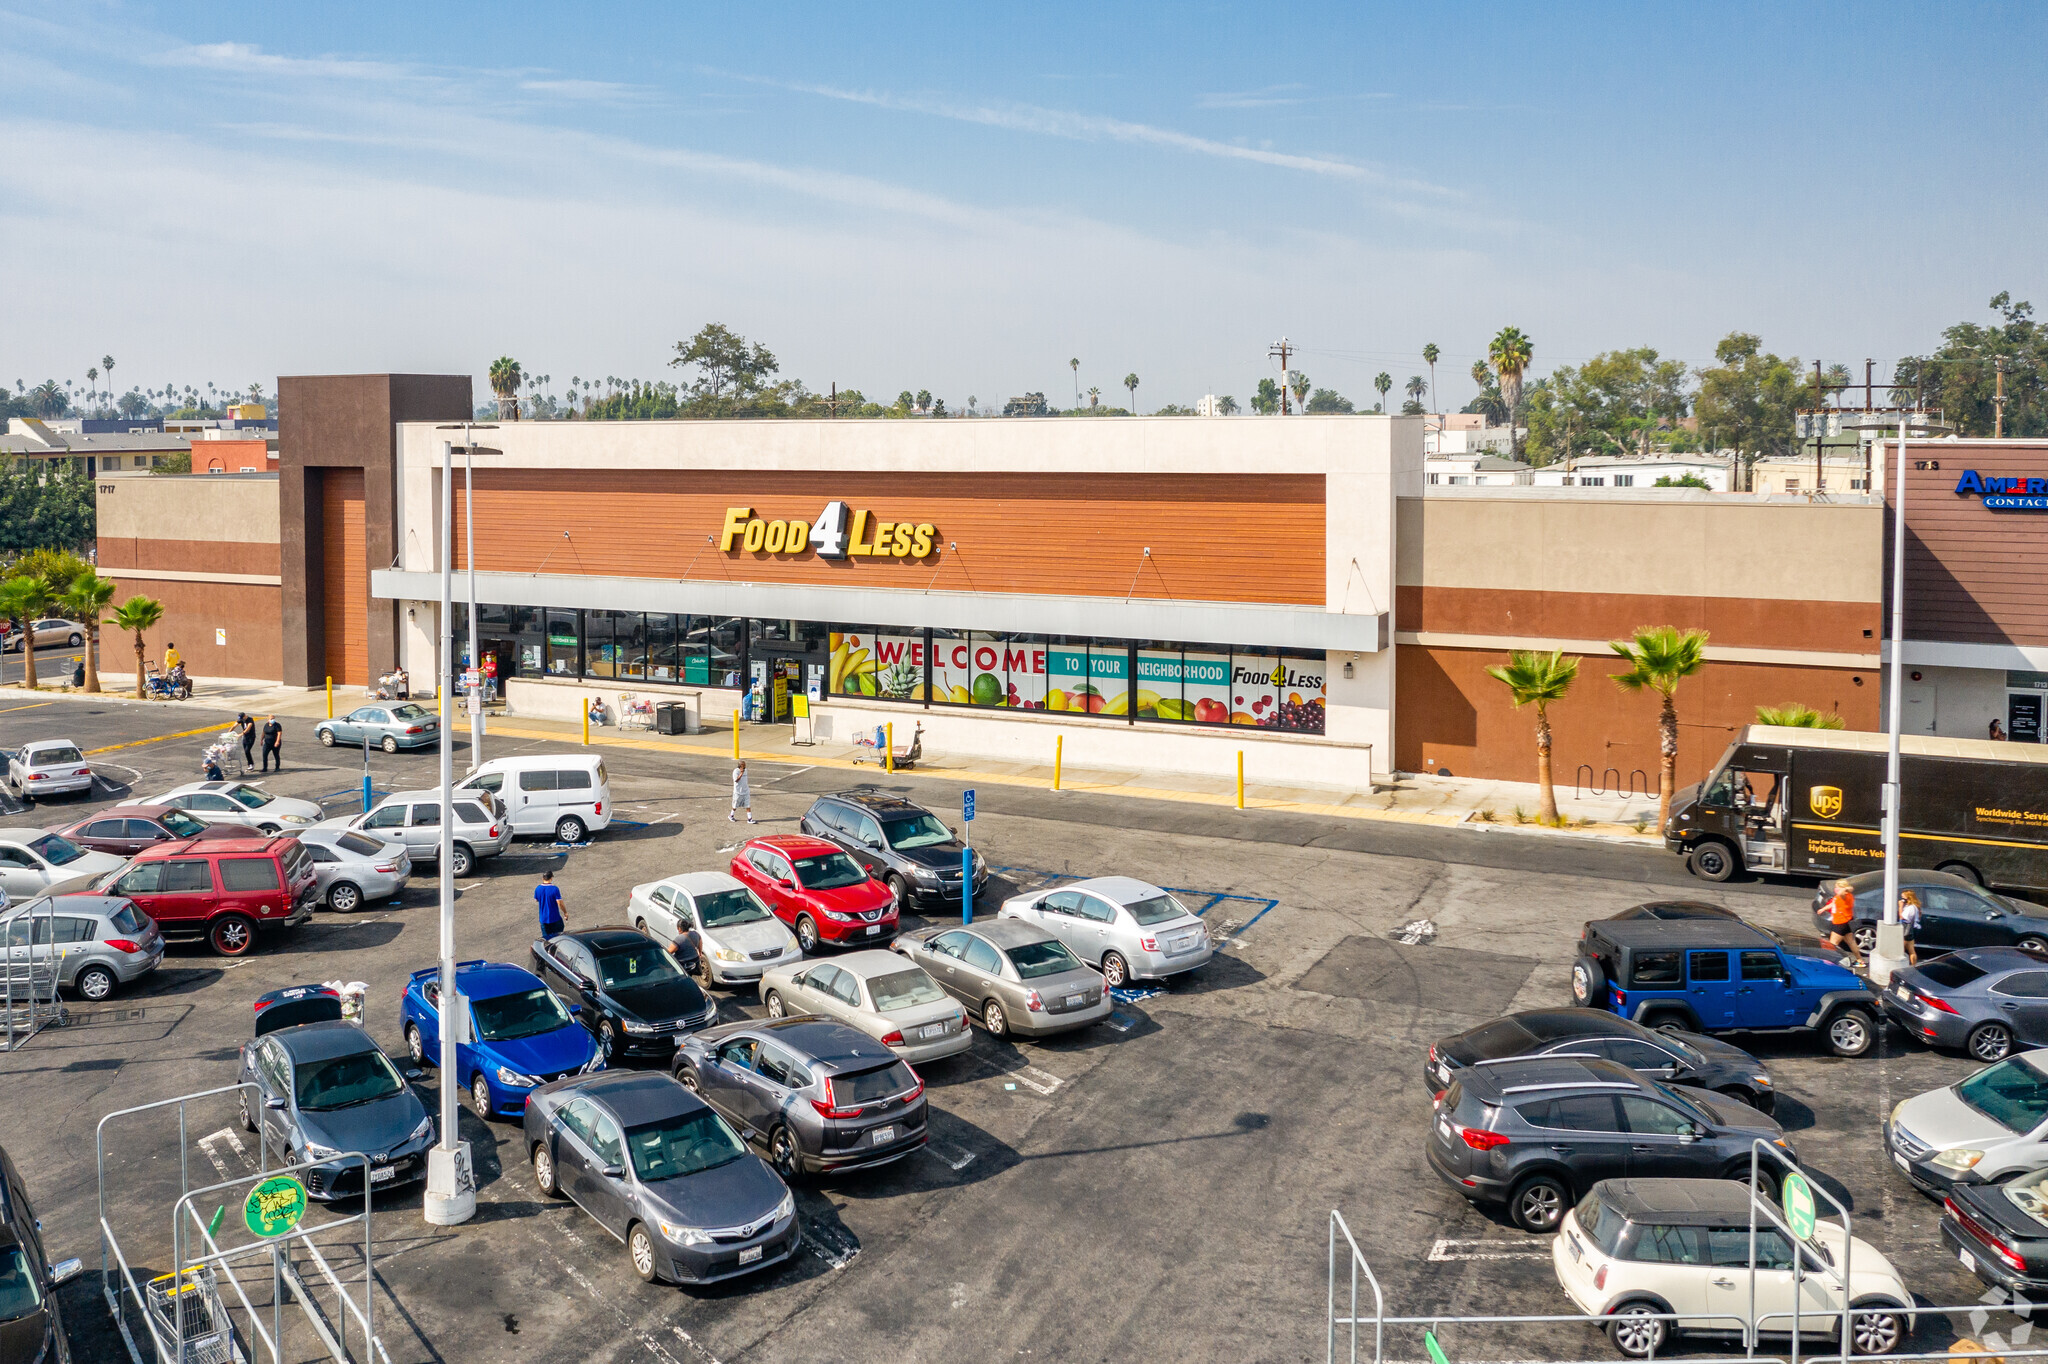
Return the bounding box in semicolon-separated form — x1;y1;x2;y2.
720;502;938;561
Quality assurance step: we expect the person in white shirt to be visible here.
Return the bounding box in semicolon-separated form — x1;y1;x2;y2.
730;761;754;824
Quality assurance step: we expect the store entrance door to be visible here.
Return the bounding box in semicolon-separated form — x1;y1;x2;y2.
2011;692;2044;743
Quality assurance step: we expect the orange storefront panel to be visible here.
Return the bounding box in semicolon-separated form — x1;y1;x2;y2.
320;468;368;686
451;470;1326;607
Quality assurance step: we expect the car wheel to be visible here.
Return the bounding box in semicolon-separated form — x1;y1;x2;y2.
67;633;81;646
628;1223;662;1284
470;1073;494;1121
209;914;255;957
555;815;586;844
1510;1174;1568;1232
2020;936;2048;956
74;964;115;1001
257;823;281;835
769;1125;801;1180
1716;1085;1768;1112
765;991;787;1019
1826;1006;1876;1058
796;916;820;953
381;735;399;754
886;875;909;912
1849;1301;1906;1356
1852;923;1879;956
675;1067;700;1093
238;1089;258;1133
1723;1161;1776;1198
406;1024;429;1067
327;881;362;913
1689;839;1737;882
982;998;1009;1036
318;728;336;748
599;1019;617;1063
532;1142;560;1197
1970;1021;2014;1063
449;844;475;878
1607;1302;1668;1359
1101;952;1130;989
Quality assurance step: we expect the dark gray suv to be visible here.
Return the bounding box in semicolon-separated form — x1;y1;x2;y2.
799;791;987;912
1427;1056;1793;1232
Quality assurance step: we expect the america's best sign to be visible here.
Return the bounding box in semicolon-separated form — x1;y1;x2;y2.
719;503;939;560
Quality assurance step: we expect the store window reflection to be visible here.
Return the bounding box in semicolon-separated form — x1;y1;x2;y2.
545;610;580;676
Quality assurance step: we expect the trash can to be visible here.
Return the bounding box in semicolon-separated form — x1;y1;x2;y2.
654;702;684;735
680;691;702;735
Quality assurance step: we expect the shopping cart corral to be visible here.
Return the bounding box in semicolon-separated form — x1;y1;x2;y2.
97;1084;394;1364
1;895;63;1051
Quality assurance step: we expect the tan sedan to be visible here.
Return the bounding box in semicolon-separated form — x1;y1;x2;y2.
757;949;971;1064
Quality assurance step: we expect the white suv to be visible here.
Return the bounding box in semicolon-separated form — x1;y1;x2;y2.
1553;1178;1909;1359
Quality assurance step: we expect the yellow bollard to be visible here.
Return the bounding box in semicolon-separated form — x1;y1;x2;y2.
582;699;590;747
732;715;740;761
325;676;333;719
885;722;894;774
1236;750;1245;810
1053;734;1063;791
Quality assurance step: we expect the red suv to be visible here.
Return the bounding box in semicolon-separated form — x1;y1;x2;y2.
730;834;895;953
104;835;319;956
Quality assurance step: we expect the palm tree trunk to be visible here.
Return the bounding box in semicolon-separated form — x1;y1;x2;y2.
1535;708;1559;825
21;637;36;692
1657;692;1679;830
83;623;99;693
133;633;146;700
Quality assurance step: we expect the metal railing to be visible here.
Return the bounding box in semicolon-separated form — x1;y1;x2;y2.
1;894;62;1050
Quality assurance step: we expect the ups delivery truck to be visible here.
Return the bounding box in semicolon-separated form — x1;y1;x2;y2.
1666;723;2048;891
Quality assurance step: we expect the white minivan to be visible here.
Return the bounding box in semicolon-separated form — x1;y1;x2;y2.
455;754;612;843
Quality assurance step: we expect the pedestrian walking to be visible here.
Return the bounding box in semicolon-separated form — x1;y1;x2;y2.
164;641;181;672
1824;881;1864;967
729;760;754;823
1898;889;1923;966
260;715;283;772
535;870;566;941
236;713;256;772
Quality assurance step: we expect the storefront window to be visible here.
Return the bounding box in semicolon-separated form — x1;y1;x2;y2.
583;610;619;679
707;618;745;688
638;614;675;681
545;610;580;677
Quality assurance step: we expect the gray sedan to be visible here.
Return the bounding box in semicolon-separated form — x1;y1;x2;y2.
295;828;411;913
893;920;1111;1039
998;875;1212;988
315;703;442;754
2;894;164;1001
1882;946;2048;1061
239;1013;435;1201
758;949;970;1064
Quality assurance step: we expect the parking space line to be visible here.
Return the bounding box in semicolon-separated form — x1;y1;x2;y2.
925;1141;977;1171
800;1214;861;1270
1013;1065;1064;1096
1426;1237;1549;1262
196;1127;257;1181
86;723;233;755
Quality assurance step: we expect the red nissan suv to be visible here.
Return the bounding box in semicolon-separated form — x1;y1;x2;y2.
730;834;896;953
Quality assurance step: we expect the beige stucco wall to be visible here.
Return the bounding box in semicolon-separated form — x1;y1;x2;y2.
95;474;282;545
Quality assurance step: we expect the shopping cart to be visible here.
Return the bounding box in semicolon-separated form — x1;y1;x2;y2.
144;1264;246;1364
617;694;656;731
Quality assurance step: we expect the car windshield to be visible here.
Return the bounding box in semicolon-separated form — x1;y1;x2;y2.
626;1109;748;1181
159;809;209;837
109;903;146;935
1957;1056;2048;1134
294;1048;406;1111
1656;1083;1715;1124
470;987;572;1041
335;831;386;857
25;834;84;866
695;888;771;928
31;745;82;765
224;784;274;810
1124;892;1190;926
791;852;868;890
0;1246;41;1323
390;704;431;721
1006;938;1083;979
1919;957;1988;989
594;944;683;989
880;813;951;849
868;968;946;1010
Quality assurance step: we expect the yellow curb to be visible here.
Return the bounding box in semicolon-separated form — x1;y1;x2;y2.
87;722;234;755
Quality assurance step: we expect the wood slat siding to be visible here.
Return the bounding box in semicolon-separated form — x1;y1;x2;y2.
320;469;368;685
450;470;1326;606
96;538;282;578
1894;443;2048;645
1396;585;1880;656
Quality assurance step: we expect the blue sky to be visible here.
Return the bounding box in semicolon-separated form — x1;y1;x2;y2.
4;1;2044;413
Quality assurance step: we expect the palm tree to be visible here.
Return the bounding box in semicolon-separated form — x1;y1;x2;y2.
1488;326;1534;459
1289;372;1310;413
488;357;523;420
1405;375;1427;407
1123;373;1139;412
1087;386;1100;409
1755;702;1845;730
1485;649;1579;824
1422;343;1440;412
62;571;116;694
1374;372;1392;412
0;575;54;690
111;596;164;699
1069;358;1079;408
1609;625;1710;830
86;367;98;413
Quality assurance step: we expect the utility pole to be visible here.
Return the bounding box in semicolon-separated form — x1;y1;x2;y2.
1813;360;1824;495
1996;356;2009;439
826;382;839;420
1267;338;1293;415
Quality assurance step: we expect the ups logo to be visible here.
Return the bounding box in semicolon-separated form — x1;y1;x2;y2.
1809;786;1844;819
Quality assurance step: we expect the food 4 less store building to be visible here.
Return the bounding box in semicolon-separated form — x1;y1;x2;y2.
255;373;1880;791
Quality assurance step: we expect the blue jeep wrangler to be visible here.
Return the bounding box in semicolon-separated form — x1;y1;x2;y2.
1570;917;1879;1057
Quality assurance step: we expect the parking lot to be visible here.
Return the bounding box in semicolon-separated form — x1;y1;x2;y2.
0;694;2011;1364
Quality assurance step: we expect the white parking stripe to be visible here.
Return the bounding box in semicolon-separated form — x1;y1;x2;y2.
925;1142;977;1171
1014;1066;1064;1096
195;1128;248;1181
1426;1237;1550;1262
800;1214;860;1269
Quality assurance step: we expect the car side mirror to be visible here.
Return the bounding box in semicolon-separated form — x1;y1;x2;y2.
1681;1125;1704;1142
47;1257;83;1288
601;1163;625;1180
265;1096;286;1111
777;877;795;890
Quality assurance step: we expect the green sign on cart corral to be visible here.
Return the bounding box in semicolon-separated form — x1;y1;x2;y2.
1423;1331;1450;1364
1782;1171;1817;1241
244;1175;307;1239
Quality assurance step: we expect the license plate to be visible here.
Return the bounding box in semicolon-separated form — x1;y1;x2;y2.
370;1166;396;1184
1960;1248;1977;1273
871;1126;894;1144
922;1024;946;1040
1567;1233;1582;1261
738;1245;762;1265
1895;984;1911;1000
1065;994;1084;1008
865;925;881;936
1894;1153;1910;1173
1437;1119;1452;1143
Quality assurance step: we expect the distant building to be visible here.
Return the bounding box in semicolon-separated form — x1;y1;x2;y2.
1747;451;1876;495
1528;453;1734;491
1423;421;1517;456
2;418;193;478
1424;453;1531;486
1195;394;1227;417
1002;393;1049;417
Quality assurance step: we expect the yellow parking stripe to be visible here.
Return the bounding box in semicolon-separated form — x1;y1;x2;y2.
86;723;233;755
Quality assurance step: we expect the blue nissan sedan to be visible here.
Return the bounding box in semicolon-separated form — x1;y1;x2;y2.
401;960;603;1119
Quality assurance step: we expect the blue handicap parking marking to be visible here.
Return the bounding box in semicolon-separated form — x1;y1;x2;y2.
1109;986;1161;1005
991;865;1280;940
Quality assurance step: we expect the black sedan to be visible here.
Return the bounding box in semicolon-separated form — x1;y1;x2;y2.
1814;869;2048;958
523;1071;798;1285
1427;1008;1776;1112
1944;1166;2048;1299
531;928;718;1064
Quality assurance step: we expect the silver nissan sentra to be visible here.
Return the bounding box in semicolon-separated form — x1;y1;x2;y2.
997;875;1213;988
893;919;1110;1039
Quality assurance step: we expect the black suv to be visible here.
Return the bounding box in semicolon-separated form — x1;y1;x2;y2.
0;1143;83;1363
1427;1009;1775;1112
1427;1056;1792;1231
799;791;988;912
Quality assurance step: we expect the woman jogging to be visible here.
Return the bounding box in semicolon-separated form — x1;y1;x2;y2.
730;760;754;824
1824;881;1864;967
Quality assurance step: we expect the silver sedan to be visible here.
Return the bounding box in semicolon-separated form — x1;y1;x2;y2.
758;949;970;1064
626;871;802;986
893;920;1110;1040
997;876;1213;988
314;702;442;754
294;827;411;912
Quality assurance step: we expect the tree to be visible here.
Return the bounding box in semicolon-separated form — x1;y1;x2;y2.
915;390;932;415
1124;373;1139;411
1373;372;1392;412
1215;395;1240;415
1653;473;1711;489
1524;348;1693;467
488;357;523;421
1069;358;1079;408
1609;625;1709;830
1755;702;1845;729
62;570;115;692
668;324;780;417
1305;388;1354;413
1087;387;1100;409
111;595;163;699
1423;343;1440;412
1693;333;1806;490
0;575;53;689
8;549;88;592
1251;378;1282;415
117;390;147;418
28;380;67;418
1894;294;2048;437
1485;649;1579;824
1489;327;1534;459
1290;372;1310;413
102;355;115;410
86;367;98;413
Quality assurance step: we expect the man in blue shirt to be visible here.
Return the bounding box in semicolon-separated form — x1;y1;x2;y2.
535;870;566;940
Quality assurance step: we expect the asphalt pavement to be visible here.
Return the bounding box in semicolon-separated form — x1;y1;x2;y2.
0;693;2008;1364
